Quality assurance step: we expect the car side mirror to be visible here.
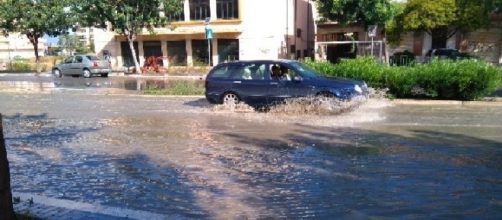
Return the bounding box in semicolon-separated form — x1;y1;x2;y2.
293;76;303;82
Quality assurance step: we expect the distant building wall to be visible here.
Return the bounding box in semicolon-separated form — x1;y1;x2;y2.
0;33;47;60
92;0;317;71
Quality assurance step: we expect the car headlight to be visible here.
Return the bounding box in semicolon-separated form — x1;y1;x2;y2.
354;85;363;94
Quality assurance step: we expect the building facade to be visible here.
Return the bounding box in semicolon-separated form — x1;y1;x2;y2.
0;33;47;60
94;0;317;71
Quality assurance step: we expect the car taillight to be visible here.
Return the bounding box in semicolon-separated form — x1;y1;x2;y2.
93;61;98;67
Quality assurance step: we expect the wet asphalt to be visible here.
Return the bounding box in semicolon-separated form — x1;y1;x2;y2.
0;74;501;219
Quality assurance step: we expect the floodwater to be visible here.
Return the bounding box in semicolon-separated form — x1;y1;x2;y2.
0;76;501;219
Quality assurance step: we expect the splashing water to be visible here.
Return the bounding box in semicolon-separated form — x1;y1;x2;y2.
205;88;392;126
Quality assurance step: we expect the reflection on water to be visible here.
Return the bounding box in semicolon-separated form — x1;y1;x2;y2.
0;76;205;93
0;81;55;93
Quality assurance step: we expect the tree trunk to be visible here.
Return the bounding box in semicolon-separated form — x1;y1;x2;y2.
27;32;41;74
0;114;16;220
127;35;142;74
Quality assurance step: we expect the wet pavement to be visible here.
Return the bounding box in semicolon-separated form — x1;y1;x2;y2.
0;74;501;219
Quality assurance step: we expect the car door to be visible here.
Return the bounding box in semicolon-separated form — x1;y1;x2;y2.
71;55;85;75
266;63;292;105
59;56;74;75
229;63;270;106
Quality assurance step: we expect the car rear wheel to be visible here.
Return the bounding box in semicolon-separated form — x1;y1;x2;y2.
83;69;92;78
222;92;240;105
53;69;62;78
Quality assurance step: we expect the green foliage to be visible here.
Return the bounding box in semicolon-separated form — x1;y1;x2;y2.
305;58;502;100
143;80;205;96
396;0;499;40
316;0;396;26
0;0;75;62
74;0;183;37
59;34;89;55
7;61;31;72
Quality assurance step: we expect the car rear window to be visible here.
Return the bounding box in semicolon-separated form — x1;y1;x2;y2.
86;56;100;61
208;64;232;79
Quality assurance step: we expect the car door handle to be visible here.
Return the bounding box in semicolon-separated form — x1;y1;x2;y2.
270;82;278;85
233;81;242;84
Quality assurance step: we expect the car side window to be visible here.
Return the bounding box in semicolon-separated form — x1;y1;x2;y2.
74;56;83;63
270;63;293;81
64;57;73;64
231;63;266;80
209;64;231;79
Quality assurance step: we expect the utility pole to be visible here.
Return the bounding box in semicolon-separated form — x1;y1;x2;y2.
205;17;213;66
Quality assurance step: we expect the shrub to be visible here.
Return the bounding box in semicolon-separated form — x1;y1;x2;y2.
7;60;31;71
305;58;501;100
143;80;205;96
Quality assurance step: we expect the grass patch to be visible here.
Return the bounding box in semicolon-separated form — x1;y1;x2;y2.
143;80;205;96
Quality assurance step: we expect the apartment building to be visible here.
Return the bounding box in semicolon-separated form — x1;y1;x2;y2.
75;27;95;47
93;0;317;70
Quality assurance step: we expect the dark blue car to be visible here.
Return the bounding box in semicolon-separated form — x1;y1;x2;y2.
205;60;368;107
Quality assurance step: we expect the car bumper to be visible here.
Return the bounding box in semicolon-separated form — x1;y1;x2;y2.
90;69;111;74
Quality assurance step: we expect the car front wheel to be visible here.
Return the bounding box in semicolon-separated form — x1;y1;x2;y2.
83;69;92;78
222;92;240;105
53;69;62;78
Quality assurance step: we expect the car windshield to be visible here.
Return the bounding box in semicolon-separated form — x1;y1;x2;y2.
289;62;321;79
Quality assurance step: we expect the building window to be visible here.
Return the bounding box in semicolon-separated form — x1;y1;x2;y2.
121;42;139;67
217;0;238;19
192;40;212;65
218;39;239;63
169;11;185;21
189;0;210;21
167;41;187;66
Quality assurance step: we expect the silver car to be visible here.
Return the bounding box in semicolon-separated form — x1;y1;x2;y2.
52;55;112;78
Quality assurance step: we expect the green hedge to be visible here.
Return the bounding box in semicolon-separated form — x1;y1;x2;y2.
305;58;502;100
7;60;31;71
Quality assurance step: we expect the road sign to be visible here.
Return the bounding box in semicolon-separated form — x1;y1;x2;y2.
368;25;377;37
205;26;213;40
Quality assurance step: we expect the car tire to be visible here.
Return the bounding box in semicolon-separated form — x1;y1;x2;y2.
53;69;62;78
83;69;92;78
101;73;108;77
222;92;240;105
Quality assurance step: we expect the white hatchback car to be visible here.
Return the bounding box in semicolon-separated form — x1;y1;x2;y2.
52;55;111;78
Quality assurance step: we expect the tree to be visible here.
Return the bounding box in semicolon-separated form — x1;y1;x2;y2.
0;0;75;73
316;0;396;27
398;0;501;49
58;34;92;56
59;34;80;56
73;0;183;74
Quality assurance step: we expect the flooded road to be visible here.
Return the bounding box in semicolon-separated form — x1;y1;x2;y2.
0;75;501;219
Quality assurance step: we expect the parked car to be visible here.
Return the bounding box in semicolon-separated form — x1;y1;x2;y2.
52;55;111;78
425;48;476;62
205;60;368;107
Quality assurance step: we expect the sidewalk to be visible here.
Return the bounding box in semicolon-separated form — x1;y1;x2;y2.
13;192;187;220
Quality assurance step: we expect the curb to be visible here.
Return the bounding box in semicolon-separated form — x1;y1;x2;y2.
392;98;502;106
